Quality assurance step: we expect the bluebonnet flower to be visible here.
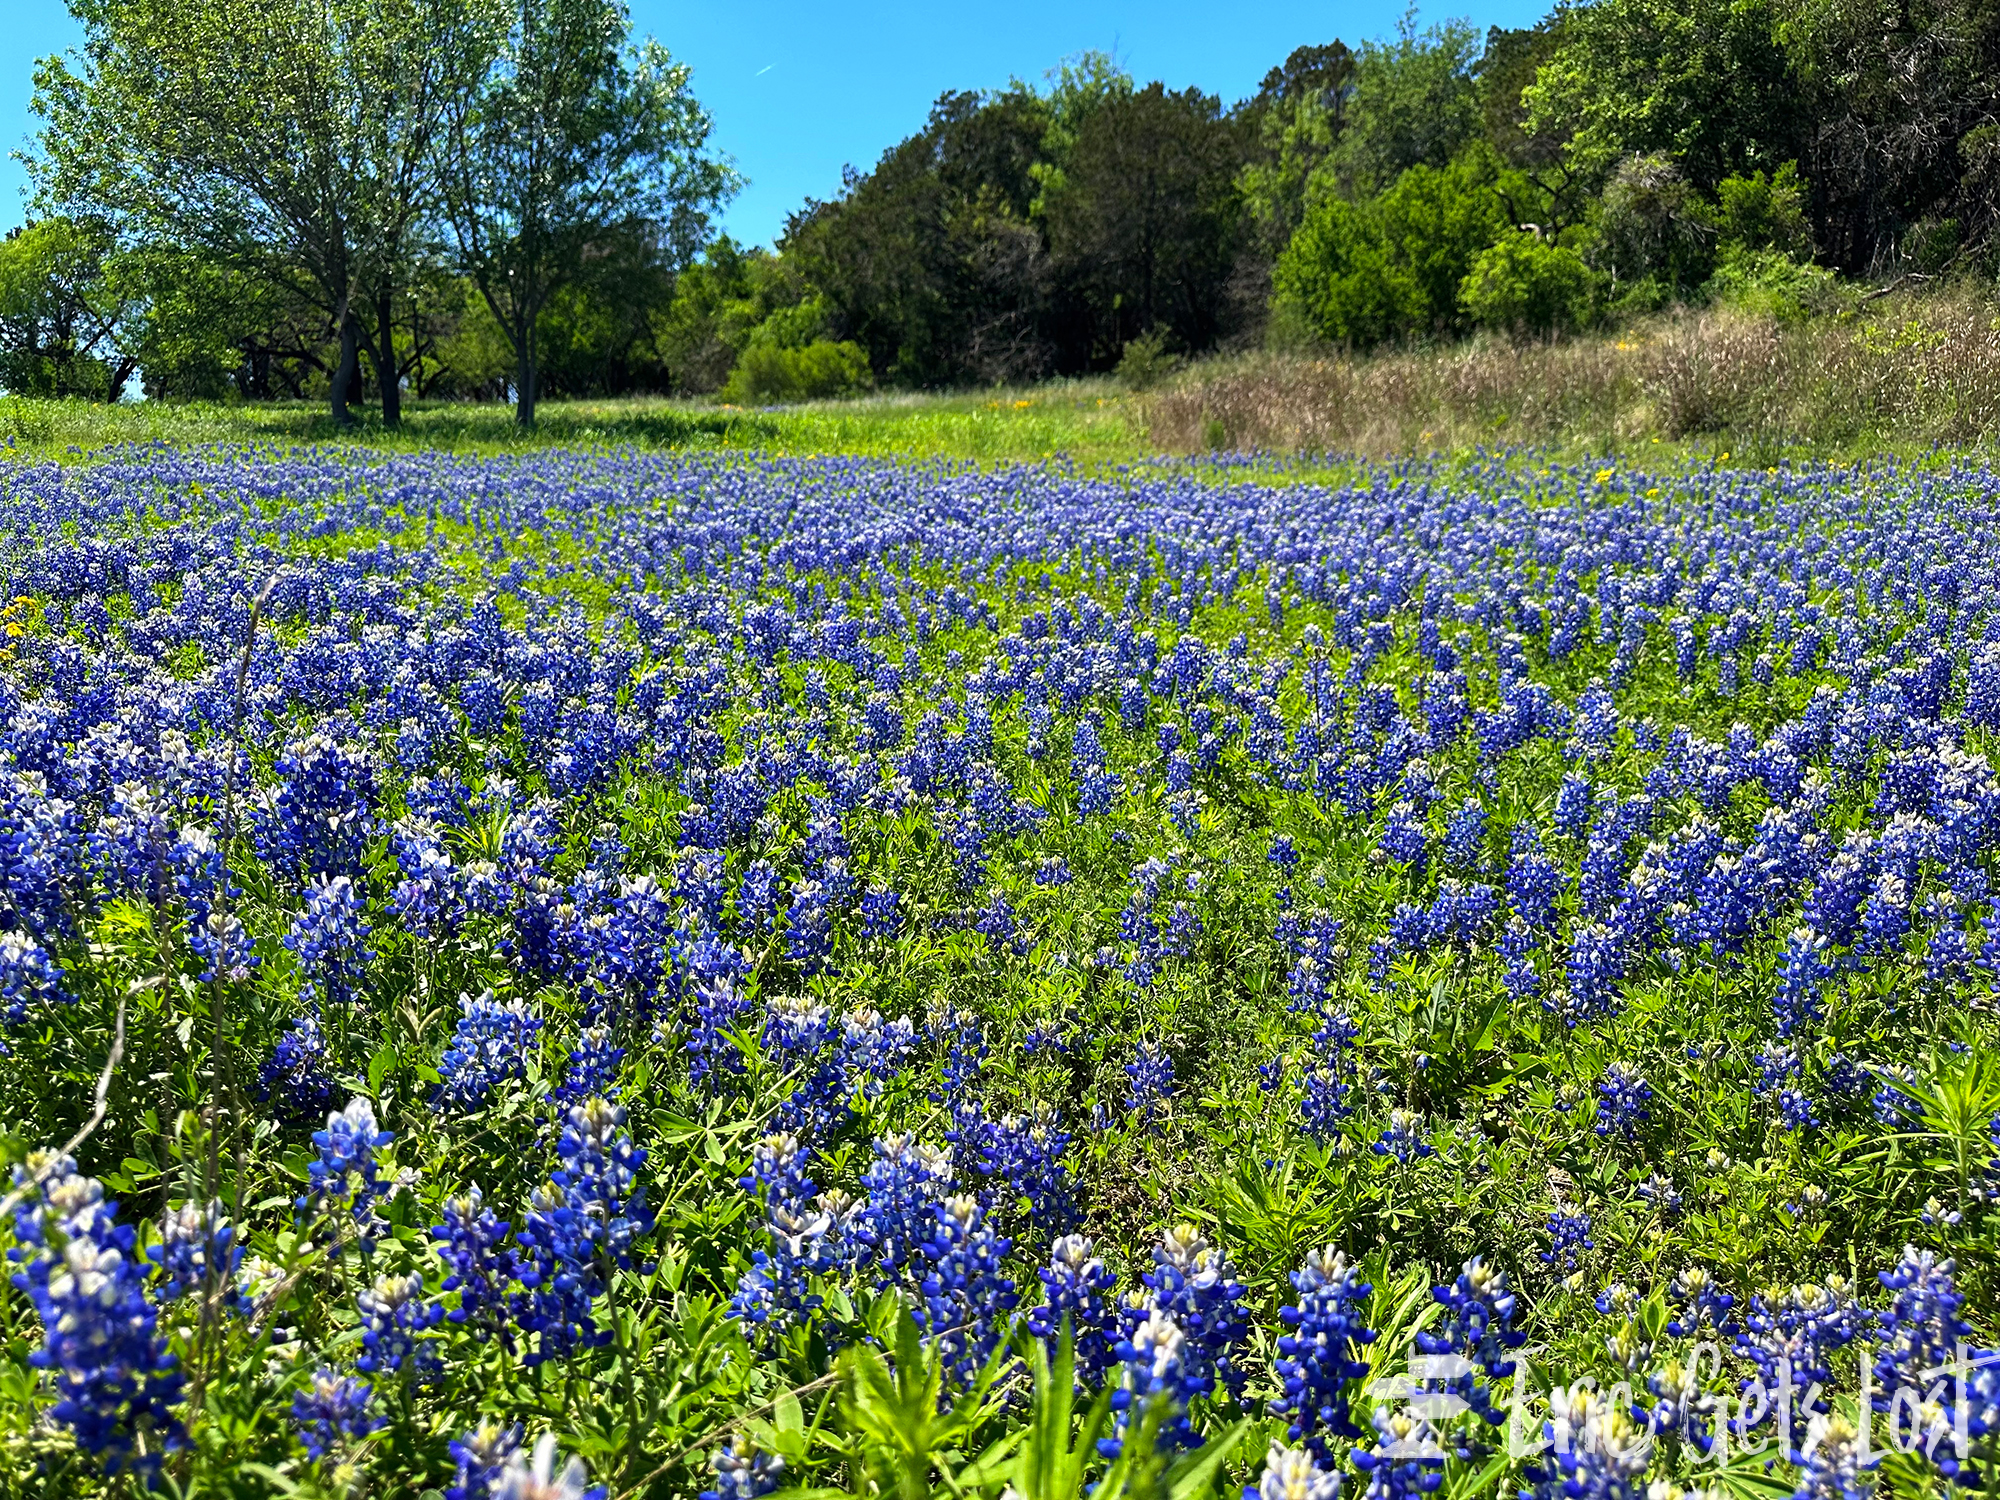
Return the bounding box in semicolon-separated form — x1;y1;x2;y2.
1757;1045;1820;1133
1543;1213;1594;1272
448;1421;522;1500
1372;1109;1434;1165
1246;1444;1342;1500
728;1133;843;1340
702;1436;785;1500
554;1024;625;1108
1272;1247;1377;1457
491;1433;604;1500
1790;1414;1873;1500
1593;1064;1652;1140
1035;854;1073;887
148;1199;241;1304
1553;773;1593;838
859;883;901;938
852;1134;953;1283
553;1098;653;1268
736;860;779;933
1126;1041;1175;1122
0;927;64;1024
190;909;259;986
1383;801;1428;874
254;733;378;884
1523;1386;1650;1500
1352;1404;1445;1500
1029;1234;1121;1385
1103;1309;1202;1457
292;1369;381;1461
784;879;835;973
432;1185;514;1335
259;1015;336;1124
1872;1247;1970;1448
1445;798;1488;870
1773;927;1832;1038
688;975;754;1088
914;1195;1019;1386
436;992;543;1110
842;1008;917;1097
975;889;1024;954
1506;825;1563;934
1128;1224;1251;1414
356;1270;444;1381
1734;1279;1865;1453
1665;1266;1737;1339
284;874;373;1009
1871;1065;1922;1126
975;1104;1078;1237
299;1096;393;1250
7;1152;185;1475
1418;1257;1524;1424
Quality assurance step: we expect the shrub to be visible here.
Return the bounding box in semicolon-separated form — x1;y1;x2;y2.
1706;248;1844;321
1273;150;1509;347
1116;327;1183;390
1459;232;1600;335
1715;162;1812;259
720;339;872;404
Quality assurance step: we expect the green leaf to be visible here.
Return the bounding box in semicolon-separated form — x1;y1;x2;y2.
1166;1419;1252;1500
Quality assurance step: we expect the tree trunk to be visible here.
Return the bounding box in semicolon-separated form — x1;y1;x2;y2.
515;321;537;427
375;292;402;427
330;311;361;427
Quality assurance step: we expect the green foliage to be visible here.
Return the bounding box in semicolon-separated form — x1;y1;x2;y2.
1116;327;1183;390
1274;148;1510;346
1041;82;1246;365
1237;44;1359;260
0;218;133;399
786;86;1057;387
718;338;873;405
1522;0;1801;190
1594;154;1718;293
1705;247;1843;320
1317;16;1485;200
1714;162;1812;258
440;0;738;424
1458;229;1600;335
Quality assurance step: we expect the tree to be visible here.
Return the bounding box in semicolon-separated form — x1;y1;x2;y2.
1238;43;1359;261
29;0;487;425
1319;17;1485;200
1274;147;1512;346
785;88;1055;386
0;218;137;398
1771;0;2000;270
440;0;736;426
1042;83;1248;366
1522;0;1802;194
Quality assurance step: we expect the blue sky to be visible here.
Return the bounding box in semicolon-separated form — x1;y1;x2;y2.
1;0;1548;249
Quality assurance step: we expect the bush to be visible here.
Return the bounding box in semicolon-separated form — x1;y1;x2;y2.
1116;326;1183;389
1706;248;1844;321
1273;149;1509;347
1459;231;1600;335
1715;162;1812;259
719;339;872;404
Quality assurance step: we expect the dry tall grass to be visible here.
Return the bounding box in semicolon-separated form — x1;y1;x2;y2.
1145;287;2000;458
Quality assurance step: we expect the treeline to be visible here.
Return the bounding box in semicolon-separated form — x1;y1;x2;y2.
5;0;1999;414
3;0;734;424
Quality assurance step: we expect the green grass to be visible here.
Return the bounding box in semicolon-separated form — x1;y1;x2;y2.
0;380;1150;466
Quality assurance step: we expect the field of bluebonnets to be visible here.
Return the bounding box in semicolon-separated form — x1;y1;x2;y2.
0;439;1996;1500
